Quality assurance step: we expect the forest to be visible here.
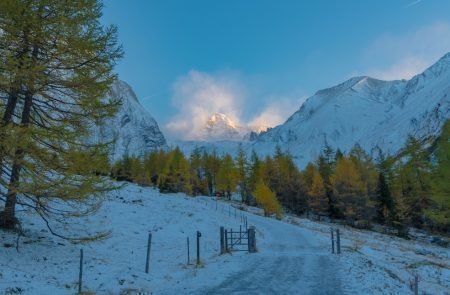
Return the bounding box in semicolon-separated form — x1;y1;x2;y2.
111;120;450;236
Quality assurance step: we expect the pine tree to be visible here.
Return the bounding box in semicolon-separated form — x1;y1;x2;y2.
0;0;123;236
375;172;394;224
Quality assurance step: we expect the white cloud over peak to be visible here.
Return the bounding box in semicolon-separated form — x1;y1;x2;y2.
366;21;450;80
248;97;305;130
165;70;245;140
165;70;304;140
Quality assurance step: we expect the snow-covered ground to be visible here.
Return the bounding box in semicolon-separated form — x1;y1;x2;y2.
1;183;449;294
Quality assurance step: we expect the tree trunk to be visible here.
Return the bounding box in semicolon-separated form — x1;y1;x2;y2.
0;26;30;179
0;91;33;228
0;91;20;177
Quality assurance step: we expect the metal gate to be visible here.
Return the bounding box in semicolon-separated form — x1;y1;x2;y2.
220;226;256;253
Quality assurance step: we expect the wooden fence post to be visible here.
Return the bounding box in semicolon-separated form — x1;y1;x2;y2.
78;249;83;294
336;229;341;254
220;226;225;254
331;228;335;254
248;226;256;253
145;233;152;273
225;229;228;252
187;237;190;264
230;228;233;249
196;231;202;265
239;225;242;244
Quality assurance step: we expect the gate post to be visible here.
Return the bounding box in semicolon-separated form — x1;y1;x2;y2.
248;226;256;253
331;228;335;254
336;229;341;254
224;229;228;252
196;231;202;265
220;226;225;254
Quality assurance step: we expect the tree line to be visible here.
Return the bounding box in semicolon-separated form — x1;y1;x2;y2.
112;122;450;235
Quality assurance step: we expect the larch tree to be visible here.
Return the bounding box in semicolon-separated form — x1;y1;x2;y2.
308;168;329;218
216;154;238;199
428;121;450;230
159;148;191;194
235;143;249;204
0;0;123;238
247;150;264;205
253;181;282;218
331;157;371;224
393;136;433;228
203;150;220;196
189;147;208;196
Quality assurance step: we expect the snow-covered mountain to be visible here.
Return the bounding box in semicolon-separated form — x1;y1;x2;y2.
93;80;167;161
196;112;267;141
252;52;450;167
203;113;243;140
171;113;267;156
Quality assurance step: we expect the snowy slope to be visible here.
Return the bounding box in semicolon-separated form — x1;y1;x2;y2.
92;80;167;161
1;183;448;294
253;53;450;167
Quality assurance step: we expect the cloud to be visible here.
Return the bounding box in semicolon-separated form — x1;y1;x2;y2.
248;97;305;130
406;0;423;7
165;70;306;140
365;21;450;80
165;70;245;140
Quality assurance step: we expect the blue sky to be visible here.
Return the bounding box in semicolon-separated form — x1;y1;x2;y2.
101;0;450;139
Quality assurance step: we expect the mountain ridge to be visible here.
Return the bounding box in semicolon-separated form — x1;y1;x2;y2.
251;52;450;167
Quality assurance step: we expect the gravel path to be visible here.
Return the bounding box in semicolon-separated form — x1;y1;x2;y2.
202;214;350;295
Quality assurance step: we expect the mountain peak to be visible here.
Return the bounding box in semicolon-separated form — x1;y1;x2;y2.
111;80;140;104
203;113;240;140
206;113;238;129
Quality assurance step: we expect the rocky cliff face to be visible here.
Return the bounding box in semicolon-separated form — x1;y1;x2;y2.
93;80;167;161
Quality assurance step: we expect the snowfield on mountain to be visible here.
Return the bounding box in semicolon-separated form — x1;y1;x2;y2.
251;53;450;167
92;80;167;162
1;183;448;294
